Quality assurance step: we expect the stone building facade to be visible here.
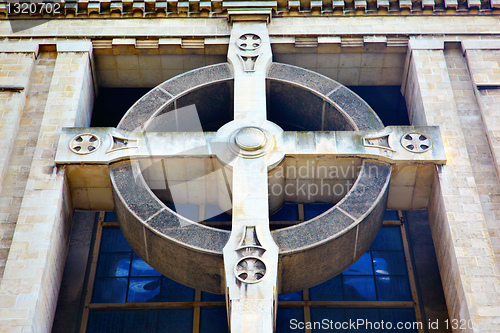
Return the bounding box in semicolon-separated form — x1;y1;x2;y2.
0;1;500;332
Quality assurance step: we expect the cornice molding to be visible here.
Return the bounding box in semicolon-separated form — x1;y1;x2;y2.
0;0;498;19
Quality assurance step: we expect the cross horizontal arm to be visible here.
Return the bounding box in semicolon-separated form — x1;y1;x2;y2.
55;127;220;164
276;126;446;164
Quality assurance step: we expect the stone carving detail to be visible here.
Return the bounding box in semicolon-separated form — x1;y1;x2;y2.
107;134;139;153
69;133;100;154
363;134;395;151
239;55;259;72
235;257;267;283
237;33;261;51
401;132;431;153
234;226;267;284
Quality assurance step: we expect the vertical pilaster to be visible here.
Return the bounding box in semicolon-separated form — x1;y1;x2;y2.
464;46;500;178
0;49;55;286
463;45;500;271
404;38;500;333
0;48;37;282
0;49;36;193
0;41;94;332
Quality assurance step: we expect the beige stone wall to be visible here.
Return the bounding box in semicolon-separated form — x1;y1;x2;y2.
0;52;35;193
445;47;500;273
404;39;500;333
462;49;500;271
0;47;94;332
0;51;56;283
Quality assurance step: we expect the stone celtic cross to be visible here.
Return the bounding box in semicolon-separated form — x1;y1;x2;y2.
55;22;446;333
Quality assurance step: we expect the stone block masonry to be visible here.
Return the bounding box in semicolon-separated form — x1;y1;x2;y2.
404;38;500;333
0;47;94;332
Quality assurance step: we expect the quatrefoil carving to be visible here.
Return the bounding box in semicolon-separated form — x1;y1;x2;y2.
401;132;431;153
235;257;267;283
69;134;100;155
237;33;262;51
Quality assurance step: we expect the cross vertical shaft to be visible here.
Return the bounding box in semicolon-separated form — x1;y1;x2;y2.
222;22;279;333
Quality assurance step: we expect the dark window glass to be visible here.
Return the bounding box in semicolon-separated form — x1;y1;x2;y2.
343;252;374;275
161;277;195;302
375;276;412;301
199;308;229;333
278;291;303;301
379;309;418;333
344;309;380;333
127;277;162;302
371;227;404;251
277;308;304;333
270;203;298;221
104;212;118;222
100;228;131;253
96;253;131;277
310;275;343;301
383;210;399;221
343;276;377;301
87;218;416;332
92;278;128;303
310;308;346;333
131;254;162;277
123;310;158;333
372;251;407;276
304;203;334;220
87;310;124;333
157;309;194;333
201;291;225;302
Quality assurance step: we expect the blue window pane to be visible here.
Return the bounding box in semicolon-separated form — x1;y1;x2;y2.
104;212;118;222
310;275;343;301
376;276;412;301
96;253;131;277
345;309;380;333
277;308;304;333
270;203;298;221
310;308;346;333
304;203;334;220
200;308;229;333
371;227;403;251
383;210;399;221
92;278;128;303
372;251;407;276
127;277;161;302
123;310;158;333
379;309;418;333
100;228;131;253
201;291;225;302
343;253;374;275
87;310;124;333
204;204;231;221
158;309;194;333
278;291;303;301
161;277;195;302
343;276;376;301
130;254;161;277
